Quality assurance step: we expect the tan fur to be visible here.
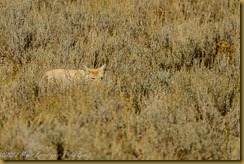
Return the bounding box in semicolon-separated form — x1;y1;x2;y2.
39;64;106;94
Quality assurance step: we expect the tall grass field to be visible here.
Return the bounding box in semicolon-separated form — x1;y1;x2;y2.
0;0;240;160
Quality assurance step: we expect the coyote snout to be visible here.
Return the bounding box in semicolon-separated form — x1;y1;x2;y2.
38;64;106;95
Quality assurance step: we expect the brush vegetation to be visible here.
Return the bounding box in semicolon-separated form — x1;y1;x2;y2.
0;0;240;160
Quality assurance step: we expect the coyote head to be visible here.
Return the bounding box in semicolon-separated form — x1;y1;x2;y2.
84;64;106;83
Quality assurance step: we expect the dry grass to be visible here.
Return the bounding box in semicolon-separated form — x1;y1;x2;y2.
0;0;240;160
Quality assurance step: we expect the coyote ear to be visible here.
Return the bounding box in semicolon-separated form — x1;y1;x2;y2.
99;64;106;73
84;65;89;73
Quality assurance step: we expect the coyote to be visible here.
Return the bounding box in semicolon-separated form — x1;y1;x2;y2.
38;64;106;95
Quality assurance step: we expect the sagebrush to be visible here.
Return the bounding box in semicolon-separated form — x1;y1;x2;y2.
0;0;240;160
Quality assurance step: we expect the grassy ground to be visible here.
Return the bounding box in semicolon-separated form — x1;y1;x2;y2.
0;0;240;160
